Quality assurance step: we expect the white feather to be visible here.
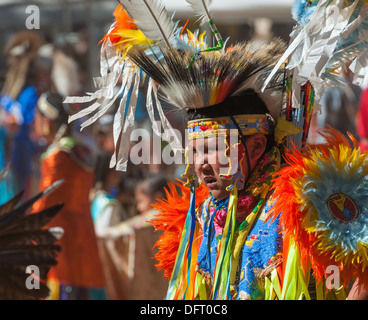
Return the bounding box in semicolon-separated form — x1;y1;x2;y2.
118;0;174;46
185;0;213;25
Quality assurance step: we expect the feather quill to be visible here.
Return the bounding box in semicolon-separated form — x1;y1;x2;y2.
118;0;174;47
185;0;213;25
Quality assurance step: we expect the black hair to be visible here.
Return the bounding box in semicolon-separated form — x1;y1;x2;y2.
136;174;169;199
94;150;112;185
186;89;269;120
43;92;69;125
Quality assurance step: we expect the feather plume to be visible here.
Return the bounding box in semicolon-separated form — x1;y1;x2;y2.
100;4;151;53
118;0;175;47
128;39;286;119
0;181;64;299
0;179;64;231
185;0;213;25
100;5;137;45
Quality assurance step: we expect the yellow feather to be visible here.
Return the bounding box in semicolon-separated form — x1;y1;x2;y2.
112;29;153;47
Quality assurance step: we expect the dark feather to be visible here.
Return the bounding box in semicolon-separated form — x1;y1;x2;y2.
0;251;58;266
0;191;24;217
0;179;63;231
0;180;64;299
0;229;62;247
0;269;50;300
0;203;63;236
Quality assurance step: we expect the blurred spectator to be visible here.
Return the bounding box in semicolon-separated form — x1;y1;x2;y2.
32;91;107;300
0;108;14;205
0;31;50;199
93;113;116;153
357;86;368;151
91;150;128;235
134;174;169;214
97;174;170;300
116;175;138;219
0;31;86;202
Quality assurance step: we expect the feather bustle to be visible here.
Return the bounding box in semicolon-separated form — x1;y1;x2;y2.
270;128;368;287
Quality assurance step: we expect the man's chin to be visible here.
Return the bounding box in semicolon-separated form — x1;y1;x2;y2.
209;189;231;200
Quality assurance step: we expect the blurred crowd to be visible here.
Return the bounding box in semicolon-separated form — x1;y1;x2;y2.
0;30;187;300
308;61;368;149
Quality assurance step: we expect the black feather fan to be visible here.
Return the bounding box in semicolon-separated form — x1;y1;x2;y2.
0;179;64;300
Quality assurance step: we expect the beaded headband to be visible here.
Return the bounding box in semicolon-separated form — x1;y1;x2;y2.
187;114;272;141
37;93;59;120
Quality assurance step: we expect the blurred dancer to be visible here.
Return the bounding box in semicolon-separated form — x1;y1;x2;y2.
97;174;169;299
32;91;107;300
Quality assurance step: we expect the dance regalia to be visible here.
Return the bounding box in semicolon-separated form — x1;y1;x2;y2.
153;128;368;300
152;147;283;300
33;137;107;299
66;0;368;300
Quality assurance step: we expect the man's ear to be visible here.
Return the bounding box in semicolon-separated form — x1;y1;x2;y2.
247;134;267;162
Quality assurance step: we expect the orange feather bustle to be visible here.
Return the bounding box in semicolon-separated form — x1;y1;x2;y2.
150;180;209;279
269;127;367;286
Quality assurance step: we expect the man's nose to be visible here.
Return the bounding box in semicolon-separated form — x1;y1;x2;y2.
200;162;212;172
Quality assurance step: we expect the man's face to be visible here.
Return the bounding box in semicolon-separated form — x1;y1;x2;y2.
190;136;232;200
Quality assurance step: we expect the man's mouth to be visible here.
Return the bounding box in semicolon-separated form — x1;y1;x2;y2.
203;176;217;188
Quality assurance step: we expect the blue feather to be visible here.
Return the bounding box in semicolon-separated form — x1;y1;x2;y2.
302;155;368;254
292;0;318;26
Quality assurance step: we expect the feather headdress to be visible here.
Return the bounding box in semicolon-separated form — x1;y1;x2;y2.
66;0;286;171
1;31;45;100
264;0;368;147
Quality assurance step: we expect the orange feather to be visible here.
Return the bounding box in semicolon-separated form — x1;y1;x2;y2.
150;180;209;279
100;4;138;46
270;127;367;286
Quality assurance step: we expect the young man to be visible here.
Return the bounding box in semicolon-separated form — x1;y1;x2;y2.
153;87;368;300
176;91;284;300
